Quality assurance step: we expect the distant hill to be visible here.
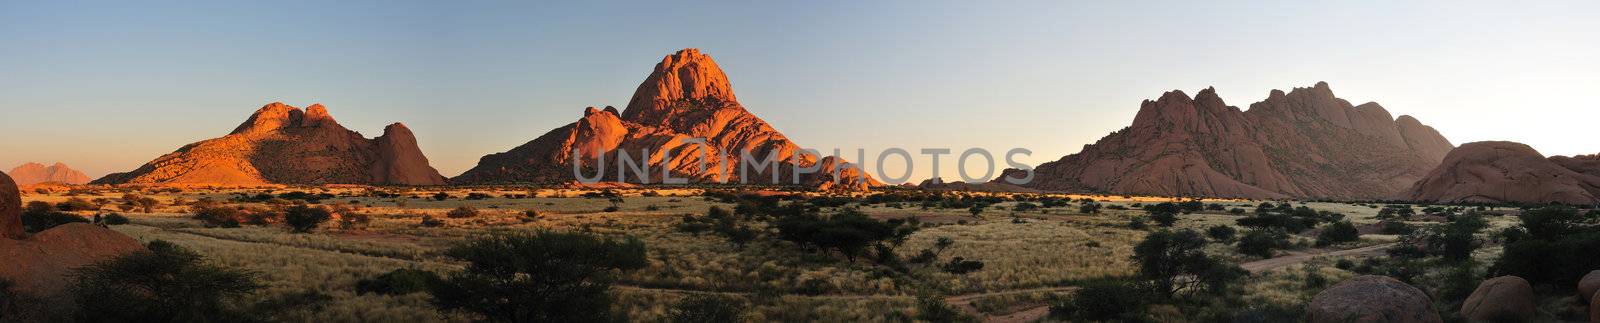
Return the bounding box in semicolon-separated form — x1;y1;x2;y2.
94;103;446;186
8;162;92;185
453;48;877;190
999;82;1454;200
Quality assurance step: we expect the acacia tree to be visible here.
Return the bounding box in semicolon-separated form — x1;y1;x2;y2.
1132;229;1242;298
430;231;647;322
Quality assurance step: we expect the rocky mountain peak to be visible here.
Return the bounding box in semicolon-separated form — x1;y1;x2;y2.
622;48;738;124
7;162;92;185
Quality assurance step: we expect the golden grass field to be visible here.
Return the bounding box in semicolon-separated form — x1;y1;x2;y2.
17;185;1513;322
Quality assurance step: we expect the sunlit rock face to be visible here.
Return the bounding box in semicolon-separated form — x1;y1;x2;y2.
1001;82;1454;200
94;103;446;186
1407;141;1600;205
454;48;878;190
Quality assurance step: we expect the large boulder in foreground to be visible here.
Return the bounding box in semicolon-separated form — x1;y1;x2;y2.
1579;270;1600;303
1458;276;1536;322
0;171;145;300
1406;141;1600;205
1308;275;1441;323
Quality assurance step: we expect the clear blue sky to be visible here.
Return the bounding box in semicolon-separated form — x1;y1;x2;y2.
3;1;1595;182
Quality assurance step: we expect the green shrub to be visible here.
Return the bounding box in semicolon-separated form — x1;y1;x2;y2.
668;295;746;323
1205;225;1237;242
429;231;647;322
104;213;131;225
193;206;245;228
283;205;332;233
1050;280;1147;321
20;201;87;232
72;240;262;322
1315;221;1360;246
355;268;440;295
1237;229;1288;258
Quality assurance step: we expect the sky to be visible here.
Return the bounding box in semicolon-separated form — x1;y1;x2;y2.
2;1;1595;183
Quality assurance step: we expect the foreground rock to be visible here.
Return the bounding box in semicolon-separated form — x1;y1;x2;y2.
1459;276;1535;322
1406;141;1600;205
1581;270;1600;303
999;82;1453;200
6;162;91;185
0;171;146;300
454;49;878;190
93;103;447;186
1308;275;1441;323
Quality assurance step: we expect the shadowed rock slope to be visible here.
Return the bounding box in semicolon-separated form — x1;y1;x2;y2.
7;162;91;185
454;48;878;190
1;171;145;303
1407;141;1600;205
93;103;446;186
999;82;1453;200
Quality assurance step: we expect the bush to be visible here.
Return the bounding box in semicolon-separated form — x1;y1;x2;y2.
72;240;261;322
1379;220;1415;235
1050;280;1147;321
1316;221;1360;246
56;198;97;211
20;201;87;232
193;206;245;228
1205;225;1237;242
283;205;332;233
420;215;446;227
1490;206;1600;286
445;206;479;218
1237;229;1288;258
940;257;985;274
1133;229;1241;297
104;213;131;225
668;295;745;323
355;268;441;295
429;231;647;322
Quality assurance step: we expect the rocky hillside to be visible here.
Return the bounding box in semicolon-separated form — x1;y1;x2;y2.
454;48;877;190
94;103;446;186
999;82;1453;200
1406;141;1600;205
7;162;91;185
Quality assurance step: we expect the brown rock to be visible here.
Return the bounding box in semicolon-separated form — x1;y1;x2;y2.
7;162;92;185
454;49;879;190
1459;276;1536;322
94;103;447;186
1591;293;1599;323
1000;82;1453;200
1308;275;1441;323
0;172;21;239
1580;270;1600;303
0;171;146;300
1406;141;1600;205
917;177;1042;193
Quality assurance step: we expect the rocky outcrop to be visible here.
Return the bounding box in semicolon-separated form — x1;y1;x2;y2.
93;103;447;186
1459;276;1536;322
999;82;1453;200
7;162;91;185
1406;141;1600;205
454;49;878;190
917;177;1041;193
1579;270;1600;303
0;171;146;300
1308;275;1441;323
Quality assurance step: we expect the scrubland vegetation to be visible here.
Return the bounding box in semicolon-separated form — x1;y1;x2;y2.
6;185;1596;322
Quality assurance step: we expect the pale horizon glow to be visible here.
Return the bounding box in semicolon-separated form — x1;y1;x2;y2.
2;1;1595;182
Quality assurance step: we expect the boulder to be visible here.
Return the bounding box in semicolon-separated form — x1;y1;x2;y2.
1308;275;1441;323
1459;276;1536;322
1581;270;1600;303
1590;294;1599;323
1406;141;1600;205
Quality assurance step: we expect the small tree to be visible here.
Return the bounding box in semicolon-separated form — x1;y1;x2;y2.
72;240;261;322
429;231;647;322
284;205;332;233
1205;225;1237;242
1315;221;1360;246
1132;229;1238;298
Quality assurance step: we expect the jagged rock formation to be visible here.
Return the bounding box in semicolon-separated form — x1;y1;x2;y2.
998;82;1453;200
93;103;446;186
917;177;1041;193
0;171;145;302
7;162;91;185
1406;141;1600;205
454;48;878;190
